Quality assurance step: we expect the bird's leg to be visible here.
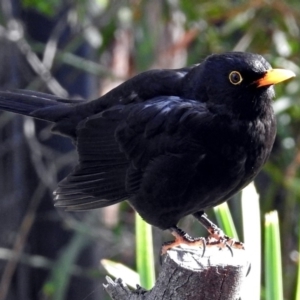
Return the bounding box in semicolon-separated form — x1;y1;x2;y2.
161;226;206;255
161;212;244;256
193;211;244;249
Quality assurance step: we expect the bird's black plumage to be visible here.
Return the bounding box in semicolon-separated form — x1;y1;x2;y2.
0;52;294;232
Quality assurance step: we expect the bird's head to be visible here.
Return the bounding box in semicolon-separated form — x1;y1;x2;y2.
185;52;295;119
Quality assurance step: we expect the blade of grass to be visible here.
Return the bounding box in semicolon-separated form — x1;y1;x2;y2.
101;259;140;288
42;230;90;300
135;213;155;289
241;182;261;300
296;226;300;300
214;202;238;239
264;211;283;300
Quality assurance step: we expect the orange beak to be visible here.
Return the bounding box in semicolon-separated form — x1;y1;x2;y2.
256;69;295;87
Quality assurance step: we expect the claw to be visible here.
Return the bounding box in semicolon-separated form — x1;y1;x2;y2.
161;214;245;260
161;226;206;255
193;211;245;252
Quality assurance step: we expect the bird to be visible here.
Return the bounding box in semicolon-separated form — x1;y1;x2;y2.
0;52;295;251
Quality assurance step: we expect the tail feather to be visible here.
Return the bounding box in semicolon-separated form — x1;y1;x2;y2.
0;90;83;122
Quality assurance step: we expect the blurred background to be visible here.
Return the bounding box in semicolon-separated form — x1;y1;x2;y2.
0;0;299;299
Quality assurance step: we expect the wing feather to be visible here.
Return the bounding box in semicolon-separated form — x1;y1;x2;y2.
55;96;211;211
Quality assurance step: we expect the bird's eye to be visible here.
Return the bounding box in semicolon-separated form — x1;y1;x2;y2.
229;71;243;85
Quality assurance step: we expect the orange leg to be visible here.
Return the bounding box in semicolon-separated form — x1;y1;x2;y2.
193;211;244;250
161;226;206;255
161;212;244;256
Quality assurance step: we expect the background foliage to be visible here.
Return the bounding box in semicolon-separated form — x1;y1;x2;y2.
0;0;299;299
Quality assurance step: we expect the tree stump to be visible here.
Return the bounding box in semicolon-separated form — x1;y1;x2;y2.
104;244;250;300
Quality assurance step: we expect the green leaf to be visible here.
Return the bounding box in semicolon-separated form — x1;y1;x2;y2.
241;183;261;300
135;213;155;289
213;202;238;239
42;231;90;299
295;220;300;300
22;0;62;16
101;259;140;288
264;211;283;300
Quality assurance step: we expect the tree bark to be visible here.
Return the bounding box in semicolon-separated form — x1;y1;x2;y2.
104;245;250;300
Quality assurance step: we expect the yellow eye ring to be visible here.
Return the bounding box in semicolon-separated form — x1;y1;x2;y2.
229;71;243;85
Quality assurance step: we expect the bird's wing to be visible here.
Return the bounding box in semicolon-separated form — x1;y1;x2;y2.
114;96;211;198
54;107;129;210
54;96;212;210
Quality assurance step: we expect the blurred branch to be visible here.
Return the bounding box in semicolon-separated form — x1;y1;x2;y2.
0;20;68;97
23;118;57;190
31;41;125;81
42;12;69;70
284;144;300;181
0;182;46;300
0;247;101;278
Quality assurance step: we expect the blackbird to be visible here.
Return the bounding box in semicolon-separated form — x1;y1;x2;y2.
0;52;295;250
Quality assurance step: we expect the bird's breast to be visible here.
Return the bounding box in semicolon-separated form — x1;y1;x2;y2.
190;114;276;209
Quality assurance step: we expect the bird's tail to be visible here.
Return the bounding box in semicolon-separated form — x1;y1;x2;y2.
0;90;83;123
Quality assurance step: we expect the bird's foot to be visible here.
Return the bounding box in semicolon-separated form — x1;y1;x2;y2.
161;213;245;257
161;226;206;255
206;230;244;255
194;212;244;251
